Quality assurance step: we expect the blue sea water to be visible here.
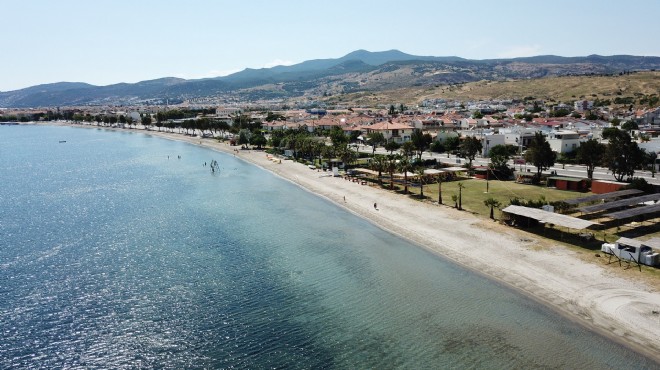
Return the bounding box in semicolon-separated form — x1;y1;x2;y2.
0;125;656;369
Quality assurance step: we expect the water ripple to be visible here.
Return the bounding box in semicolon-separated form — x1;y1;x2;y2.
0;126;656;369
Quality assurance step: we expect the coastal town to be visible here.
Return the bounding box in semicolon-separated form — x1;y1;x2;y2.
4;93;660;256
4;0;660;367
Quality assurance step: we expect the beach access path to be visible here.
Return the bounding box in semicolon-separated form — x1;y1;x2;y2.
53;123;660;361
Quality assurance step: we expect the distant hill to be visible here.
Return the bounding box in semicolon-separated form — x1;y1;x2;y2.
1;50;659;107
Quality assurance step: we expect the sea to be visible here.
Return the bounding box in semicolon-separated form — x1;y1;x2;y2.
0;125;656;369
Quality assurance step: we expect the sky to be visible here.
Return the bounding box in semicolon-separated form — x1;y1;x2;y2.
2;0;659;92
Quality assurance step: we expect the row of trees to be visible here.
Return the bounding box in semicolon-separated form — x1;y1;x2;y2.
521;129;655;182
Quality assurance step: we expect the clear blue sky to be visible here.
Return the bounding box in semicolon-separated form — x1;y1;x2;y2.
2;0;659;92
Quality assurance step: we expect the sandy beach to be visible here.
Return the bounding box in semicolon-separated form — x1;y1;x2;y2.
52;123;660;361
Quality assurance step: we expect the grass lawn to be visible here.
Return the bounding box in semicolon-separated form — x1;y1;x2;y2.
404;177;584;219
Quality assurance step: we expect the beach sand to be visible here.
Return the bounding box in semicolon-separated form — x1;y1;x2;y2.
54;123;660;361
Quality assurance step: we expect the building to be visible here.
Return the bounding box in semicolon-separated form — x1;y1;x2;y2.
547;130;581;154
574;100;594;112
362;120;415;144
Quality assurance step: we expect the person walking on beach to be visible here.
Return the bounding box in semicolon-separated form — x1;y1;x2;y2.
374;202;378;210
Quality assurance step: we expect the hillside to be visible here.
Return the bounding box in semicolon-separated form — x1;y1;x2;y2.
322;71;660;107
1;51;659;108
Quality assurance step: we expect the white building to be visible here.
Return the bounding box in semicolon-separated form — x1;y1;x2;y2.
547;130;582;154
574;100;594;112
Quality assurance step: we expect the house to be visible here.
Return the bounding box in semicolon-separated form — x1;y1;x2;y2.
574;100;594;112
502;127;537;151
363;120;415;144
460;118;478;129
547;130;582;154
435;131;460;144
216;107;241;119
547;176;588;191
591;179;628;194
636;107;660;126
481;134;506;156
463;132;506;156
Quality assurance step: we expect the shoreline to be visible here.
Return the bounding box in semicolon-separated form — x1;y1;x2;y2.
41;122;660;362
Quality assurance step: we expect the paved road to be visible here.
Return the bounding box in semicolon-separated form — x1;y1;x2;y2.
359;146;660;186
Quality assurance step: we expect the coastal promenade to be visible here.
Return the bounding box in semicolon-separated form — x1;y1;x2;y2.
51;123;660;362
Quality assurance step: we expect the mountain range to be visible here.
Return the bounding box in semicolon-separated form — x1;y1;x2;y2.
2;50;660;108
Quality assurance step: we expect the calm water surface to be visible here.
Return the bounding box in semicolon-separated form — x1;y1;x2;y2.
0;125;656;369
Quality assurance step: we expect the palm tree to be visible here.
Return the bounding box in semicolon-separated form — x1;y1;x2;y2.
451;194;458;208
457;182;465;210
367;132;385;157
400;141;415;160
338;146;358;168
386;155;398;190
415;167;426;198
483;197;502;219
397;156;413;194
437;175;443;204
371;155;387;185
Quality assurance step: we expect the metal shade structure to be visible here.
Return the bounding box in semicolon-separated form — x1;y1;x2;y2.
603;203;660;220
502;205;599;230
393;171;418;178
563;189;644;206
423;169;444;175
578;193;660;214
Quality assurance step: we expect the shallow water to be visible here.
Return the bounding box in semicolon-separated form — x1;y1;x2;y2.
0;125;656;369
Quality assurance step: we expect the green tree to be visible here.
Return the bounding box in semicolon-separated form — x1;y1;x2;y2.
265;111;286;122
388;105;396;115
370;155;388;185
603;129;643;181
329;126;348;150
410;129;433;160
366;131;386;157
444;135;460;152
437;176;443;204
338;146;358;168
400;141;416;160
141;115;152;127
238;130;250;147
430;140;445;153
386;155;398;190
488;144;512;171
457;182;465;210
397;156;413;194
415;167;426;198
575;139;605;179
524;132;556;181
384;141;400;154
250;132;267;149
459;136;483;168
483;197;502;219
621;121;639;132
641;150;657;178
232;113;250;128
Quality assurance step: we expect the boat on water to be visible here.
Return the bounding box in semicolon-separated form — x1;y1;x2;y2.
59;140;66;143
